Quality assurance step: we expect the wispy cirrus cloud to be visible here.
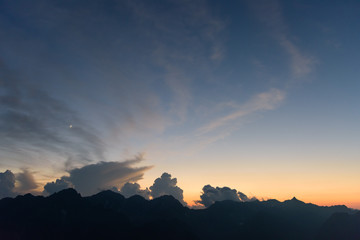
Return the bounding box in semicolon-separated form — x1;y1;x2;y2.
145;88;286;160
193;0;313;147
127;0;225;123
0;65;105;167
279;37;315;77
249;0;316;78
198;88;285;135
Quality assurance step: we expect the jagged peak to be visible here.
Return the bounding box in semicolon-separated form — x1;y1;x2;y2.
284;196;305;205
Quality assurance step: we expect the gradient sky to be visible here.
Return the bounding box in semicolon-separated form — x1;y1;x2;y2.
0;0;359;208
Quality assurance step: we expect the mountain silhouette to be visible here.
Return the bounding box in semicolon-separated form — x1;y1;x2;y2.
317;211;360;240
0;188;358;240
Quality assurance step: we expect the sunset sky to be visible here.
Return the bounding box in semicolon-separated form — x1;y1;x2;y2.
0;0;359;208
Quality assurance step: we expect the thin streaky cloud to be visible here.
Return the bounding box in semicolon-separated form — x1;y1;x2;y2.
197;88;285;135
145;89;285;158
127;0;225;123
249;0;316;78
279;37;315;78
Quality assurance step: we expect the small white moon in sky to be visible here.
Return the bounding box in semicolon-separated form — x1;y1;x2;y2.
69;125;72;128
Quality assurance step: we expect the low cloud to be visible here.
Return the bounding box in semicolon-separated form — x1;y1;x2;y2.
196;185;240;207
0;169;40;198
15;169;38;194
43;179;73;195
149;172;186;205
0;170;16;198
239;191;257;202
44;155;152;196
196;185;257;207
120;182;150;200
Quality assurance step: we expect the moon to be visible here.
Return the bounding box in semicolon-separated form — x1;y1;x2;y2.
69;124;72;128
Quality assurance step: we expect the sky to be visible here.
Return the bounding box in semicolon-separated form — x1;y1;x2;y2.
0;0;359;208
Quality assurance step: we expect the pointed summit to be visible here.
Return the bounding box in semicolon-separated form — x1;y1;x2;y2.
284;196;305;206
290;197;304;203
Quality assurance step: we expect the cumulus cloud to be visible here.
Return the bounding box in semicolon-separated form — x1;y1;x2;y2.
44;155;152;196
196;185;240;207
238;191;257;202
149;172;186;205
43;178;73;195
0;169;41;198
120;182;151;200
196;185;257;207
0;170;16;198
15;169;38;194
238;191;249;202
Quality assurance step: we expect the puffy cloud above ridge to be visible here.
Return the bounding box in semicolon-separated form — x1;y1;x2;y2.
120;182;151;199
0;169;40;198
149;172;186;205
0;170;16;198
43;155;152;196
196;184;257;207
16;169;38;194
43;179;73;195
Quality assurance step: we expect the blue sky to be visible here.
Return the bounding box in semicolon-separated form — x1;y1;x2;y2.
0;0;359;207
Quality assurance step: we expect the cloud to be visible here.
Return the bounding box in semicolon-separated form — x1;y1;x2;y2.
0;0;227;170
196;185;256;207
120;182;151;200
279;37;315;77
43;178;73;195
45;154;152;196
0;0;207;166
127;0;225;122
238;191;250;202
196;185;240;207
0;170;16;198
149;172;186;205
198;88;285;135
15;169;38;194
0;169;41;198
0;66;105;167
248;0;315;78
238;191;257;202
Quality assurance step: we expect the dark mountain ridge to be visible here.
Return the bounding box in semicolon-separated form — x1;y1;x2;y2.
0;189;358;240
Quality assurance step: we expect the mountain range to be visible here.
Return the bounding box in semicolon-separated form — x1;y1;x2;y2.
0;189;359;240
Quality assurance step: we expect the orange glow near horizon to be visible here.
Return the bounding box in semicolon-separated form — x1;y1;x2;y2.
22;165;360;210
178;171;360;210
183;192;360;210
